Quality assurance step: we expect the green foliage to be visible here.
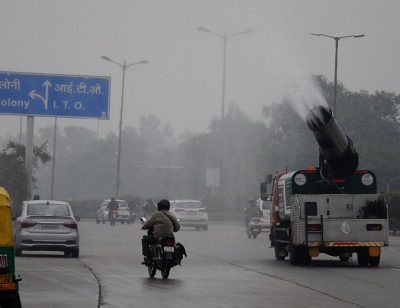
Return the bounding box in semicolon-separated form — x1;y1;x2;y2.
0;141;51;209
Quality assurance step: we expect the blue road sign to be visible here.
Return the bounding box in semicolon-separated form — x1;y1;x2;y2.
0;71;110;119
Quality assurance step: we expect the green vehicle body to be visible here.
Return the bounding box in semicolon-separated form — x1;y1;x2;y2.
0;187;22;307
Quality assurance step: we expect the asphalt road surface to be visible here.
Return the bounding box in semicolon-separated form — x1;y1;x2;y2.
15;221;400;308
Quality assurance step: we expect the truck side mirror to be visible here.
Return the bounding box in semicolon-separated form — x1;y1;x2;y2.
260;183;267;194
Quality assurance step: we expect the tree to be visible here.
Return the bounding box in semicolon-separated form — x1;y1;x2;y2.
0;141;51;210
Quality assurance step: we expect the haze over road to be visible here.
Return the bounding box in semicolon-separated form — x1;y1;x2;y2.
16;222;400;307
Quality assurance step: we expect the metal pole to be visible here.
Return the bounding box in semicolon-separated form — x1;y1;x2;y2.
19;116;22;144
50;117;57;199
25;116;34;200
333;38;339;116
116;61;126;198
219;34;227;192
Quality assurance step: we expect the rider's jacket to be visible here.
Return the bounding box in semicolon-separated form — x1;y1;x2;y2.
142;210;180;237
244;204;263;218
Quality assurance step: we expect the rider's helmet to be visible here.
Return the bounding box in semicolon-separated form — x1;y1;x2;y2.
157;199;170;211
248;198;255;204
111;197;116;201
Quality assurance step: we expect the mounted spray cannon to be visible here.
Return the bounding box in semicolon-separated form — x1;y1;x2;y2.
261;105;388;267
306;105;358;180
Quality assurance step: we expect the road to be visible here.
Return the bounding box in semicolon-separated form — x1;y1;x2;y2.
16;221;400;308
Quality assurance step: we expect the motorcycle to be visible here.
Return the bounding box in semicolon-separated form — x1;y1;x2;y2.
246;217;262;239
130;209;136;223
109;209;118;226
141;217;186;279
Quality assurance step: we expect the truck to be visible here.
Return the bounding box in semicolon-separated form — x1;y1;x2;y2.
261;105;389;266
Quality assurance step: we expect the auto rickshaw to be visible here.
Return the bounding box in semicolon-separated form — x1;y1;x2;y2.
0;187;22;307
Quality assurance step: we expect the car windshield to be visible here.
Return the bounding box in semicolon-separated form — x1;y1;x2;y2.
118;206;128;210
174;202;203;209
28;203;70;216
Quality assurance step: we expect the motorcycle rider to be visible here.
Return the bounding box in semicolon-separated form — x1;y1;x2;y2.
142;198;157;218
244;198;263;228
141;199;180;265
128;199;137;223
107;197;119;225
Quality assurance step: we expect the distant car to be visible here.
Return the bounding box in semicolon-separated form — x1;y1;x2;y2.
13;200;80;257
255;198;271;230
96;199;131;224
170;200;208;231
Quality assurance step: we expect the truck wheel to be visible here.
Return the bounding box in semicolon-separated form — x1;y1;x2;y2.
275;247;286;261
289;235;301;265
301;249;312;266
357;248;369;267
369;255;380;267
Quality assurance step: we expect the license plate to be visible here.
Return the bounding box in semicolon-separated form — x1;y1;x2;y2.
0;274;12;283
164;246;174;252
187;211;197;215
39;225;59;230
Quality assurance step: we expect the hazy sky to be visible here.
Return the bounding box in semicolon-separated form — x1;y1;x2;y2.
1;0;399;140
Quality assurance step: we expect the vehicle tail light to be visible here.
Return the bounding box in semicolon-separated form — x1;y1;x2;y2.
0;255;8;274
307;224;322;232
20;220;36;228
113;210;117;213
199;208;207;213
366;224;382;231
165;238;175;246
63;221;78;229
174;208;185;212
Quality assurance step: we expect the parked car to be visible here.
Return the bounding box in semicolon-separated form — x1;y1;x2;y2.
96;199;131;224
255;198;271;230
170;200;208;231
13;200;80;257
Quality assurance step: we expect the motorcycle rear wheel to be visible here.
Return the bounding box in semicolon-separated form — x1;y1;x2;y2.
148;265;157;278
161;260;171;279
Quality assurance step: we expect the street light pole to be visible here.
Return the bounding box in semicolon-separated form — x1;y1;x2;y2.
197;27;254;192
101;56;148;198
310;33;365;115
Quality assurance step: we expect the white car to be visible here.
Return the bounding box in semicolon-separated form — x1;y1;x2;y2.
170;200;208;231
13;200;80;257
96;199;131;224
255;198;271;230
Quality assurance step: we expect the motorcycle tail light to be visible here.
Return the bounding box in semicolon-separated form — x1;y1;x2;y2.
366;224;382;231
165;238;175;246
20;220;37;228
113;210;117;213
63;221;78;229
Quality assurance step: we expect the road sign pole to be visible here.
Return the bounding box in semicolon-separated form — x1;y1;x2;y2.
25;116;34;200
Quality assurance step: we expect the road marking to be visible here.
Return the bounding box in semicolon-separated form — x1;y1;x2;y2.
391;268;400;272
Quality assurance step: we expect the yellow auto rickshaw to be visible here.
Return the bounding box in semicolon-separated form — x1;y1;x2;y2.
0;187;22;307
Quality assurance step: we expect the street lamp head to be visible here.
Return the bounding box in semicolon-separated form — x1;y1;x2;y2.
310;32;321;36
137;60;149;64
242;29;255;34
197;26;210;32
354;34;365;38
101;56;112;61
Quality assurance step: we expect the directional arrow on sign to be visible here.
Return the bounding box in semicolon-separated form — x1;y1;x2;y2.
29;80;51;109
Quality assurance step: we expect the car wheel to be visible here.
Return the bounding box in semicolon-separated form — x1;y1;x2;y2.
121;221;125;225
202;225;208;231
127;220;131;225
71;248;79;258
195;226;200;231
96;216;100;224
